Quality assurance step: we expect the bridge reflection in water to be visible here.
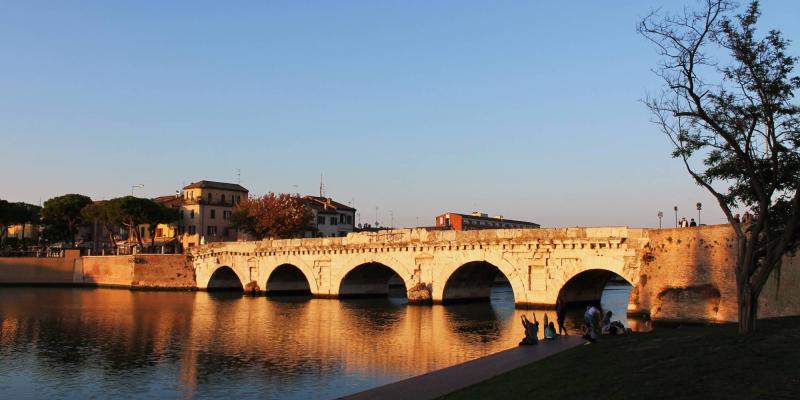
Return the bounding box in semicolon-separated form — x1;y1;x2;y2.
0;285;644;399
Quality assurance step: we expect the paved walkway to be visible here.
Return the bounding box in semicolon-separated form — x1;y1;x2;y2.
340;336;584;400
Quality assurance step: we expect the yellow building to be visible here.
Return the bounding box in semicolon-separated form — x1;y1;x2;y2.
6;223;42;240
177;180;249;249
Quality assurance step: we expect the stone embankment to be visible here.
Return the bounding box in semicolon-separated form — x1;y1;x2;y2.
0;250;194;289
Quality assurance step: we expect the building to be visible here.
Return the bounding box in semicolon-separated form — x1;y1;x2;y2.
434;212;540;231
177;180;249;248
302;196;356;237
6;223;42;241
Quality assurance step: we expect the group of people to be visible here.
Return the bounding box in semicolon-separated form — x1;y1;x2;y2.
519;301;625;346
678;217;697;227
518;299;568;346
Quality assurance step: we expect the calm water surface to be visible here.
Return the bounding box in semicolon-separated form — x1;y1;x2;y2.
0;286;639;399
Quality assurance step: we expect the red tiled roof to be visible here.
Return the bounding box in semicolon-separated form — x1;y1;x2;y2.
302;196;356;212
183;180;248;192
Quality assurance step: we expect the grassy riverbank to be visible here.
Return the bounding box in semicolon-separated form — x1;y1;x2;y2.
441;316;800;400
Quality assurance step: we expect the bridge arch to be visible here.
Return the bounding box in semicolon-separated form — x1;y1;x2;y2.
207;265;244;292
265;264;312;296
556;268;633;307
338;262;410;298
439;259;524;305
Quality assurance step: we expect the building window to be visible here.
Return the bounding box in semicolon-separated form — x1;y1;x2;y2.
223;227;230;237
188;225;196;235
339;214;345;224
210;209;216;219
330;216;337;225
317;216;325;225
223;210;232;220
207;193;212;202
190;210;195;219
346;215;352;224
207;226;217;236
235;195;241;204
221;194;226;204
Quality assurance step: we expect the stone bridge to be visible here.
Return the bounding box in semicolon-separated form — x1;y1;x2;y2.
192;225;800;322
193;227;649;310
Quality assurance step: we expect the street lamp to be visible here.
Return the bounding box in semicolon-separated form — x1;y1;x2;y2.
696;202;703;225
131;184;144;196
674;206;678;227
657;211;664;229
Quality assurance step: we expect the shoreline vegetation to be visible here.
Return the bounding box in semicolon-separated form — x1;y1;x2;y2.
440;316;800;400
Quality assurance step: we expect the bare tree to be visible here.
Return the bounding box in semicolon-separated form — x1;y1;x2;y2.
639;0;800;333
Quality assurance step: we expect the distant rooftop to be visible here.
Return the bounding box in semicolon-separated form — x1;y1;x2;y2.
182;180;248;192
303;195;356;212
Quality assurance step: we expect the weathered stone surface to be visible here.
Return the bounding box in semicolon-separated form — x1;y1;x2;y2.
192;225;800;323
407;282;431;304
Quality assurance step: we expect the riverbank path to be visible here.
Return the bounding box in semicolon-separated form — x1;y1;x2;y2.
341;335;584;400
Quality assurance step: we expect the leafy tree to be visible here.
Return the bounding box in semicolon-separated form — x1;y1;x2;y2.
14;202;41;249
146;203;180;249
104;196;162;247
639;0;800;333
81;201;118;250
41;194;92;247
0;199;13;247
231;193;314;239
0;200;38;245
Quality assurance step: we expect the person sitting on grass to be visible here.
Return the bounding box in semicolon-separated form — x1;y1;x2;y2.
544;321;557;340
601;310;613;334
519;314;539;346
582;305;601;343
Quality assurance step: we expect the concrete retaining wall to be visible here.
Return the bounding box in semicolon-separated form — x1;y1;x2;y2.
0;252;193;289
0;250;82;284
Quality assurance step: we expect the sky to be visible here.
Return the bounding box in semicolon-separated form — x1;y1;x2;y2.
1;1;799;228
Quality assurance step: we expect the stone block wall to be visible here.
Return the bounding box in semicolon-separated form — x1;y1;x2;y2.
81;255;133;286
131;254;195;289
637;225;800;322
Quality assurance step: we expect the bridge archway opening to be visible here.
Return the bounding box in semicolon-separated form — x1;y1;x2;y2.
442;261;514;305
557;269;632;310
338;262;407;299
207;266;244;292
266;264;311;296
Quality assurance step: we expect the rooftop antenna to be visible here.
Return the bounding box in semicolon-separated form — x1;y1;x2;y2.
236;169;241;184
319;173;325;197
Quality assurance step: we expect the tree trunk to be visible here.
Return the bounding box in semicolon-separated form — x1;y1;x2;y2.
68;223;76;248
107;229;117;250
21;223;26;250
134;224;144;248
738;284;758;334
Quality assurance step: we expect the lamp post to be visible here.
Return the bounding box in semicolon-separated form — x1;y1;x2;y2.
696;202;702;225
674;206;678;227
131;184;144;196
657;211;663;229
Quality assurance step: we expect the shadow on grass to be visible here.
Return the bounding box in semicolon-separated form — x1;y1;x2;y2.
440;316;800;400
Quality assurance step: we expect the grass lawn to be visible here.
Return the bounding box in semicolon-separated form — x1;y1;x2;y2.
441;316;800;400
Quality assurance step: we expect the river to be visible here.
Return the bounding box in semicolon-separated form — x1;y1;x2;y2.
0;285;644;399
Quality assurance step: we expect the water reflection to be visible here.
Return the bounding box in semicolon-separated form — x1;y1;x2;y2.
0;285;644;399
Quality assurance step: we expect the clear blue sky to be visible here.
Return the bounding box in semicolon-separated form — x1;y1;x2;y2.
2;1;798;228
